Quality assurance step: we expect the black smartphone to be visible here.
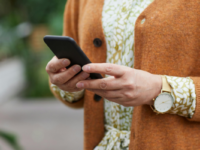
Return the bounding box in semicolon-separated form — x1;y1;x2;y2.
43;35;103;79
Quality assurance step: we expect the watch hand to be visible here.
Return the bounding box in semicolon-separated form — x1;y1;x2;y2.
160;101;169;104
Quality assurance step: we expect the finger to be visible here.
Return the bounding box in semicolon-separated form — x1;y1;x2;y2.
82;63;126;77
46;56;70;73
60;71;90;90
89;89;126;106
89;89;121;99
76;76;121;90
50;65;81;85
59;68;67;72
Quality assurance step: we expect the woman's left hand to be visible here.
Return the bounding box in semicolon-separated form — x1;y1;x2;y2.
76;63;162;107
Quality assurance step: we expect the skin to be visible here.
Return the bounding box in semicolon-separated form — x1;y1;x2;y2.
46;56;90;92
46;56;162;107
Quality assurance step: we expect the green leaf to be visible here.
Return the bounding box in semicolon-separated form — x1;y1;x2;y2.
0;130;23;150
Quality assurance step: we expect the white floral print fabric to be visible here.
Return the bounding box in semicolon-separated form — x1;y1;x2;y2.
166;76;196;118
94;125;130;150
95;0;153;150
51;84;84;103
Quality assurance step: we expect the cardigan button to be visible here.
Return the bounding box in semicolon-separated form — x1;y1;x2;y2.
94;94;102;102
93;38;102;47
141;18;146;24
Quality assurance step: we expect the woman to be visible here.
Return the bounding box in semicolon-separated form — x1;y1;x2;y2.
46;0;200;149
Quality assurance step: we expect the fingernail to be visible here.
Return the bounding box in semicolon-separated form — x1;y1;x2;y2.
82;65;90;71
76;82;84;88
63;59;70;66
82;72;90;78
73;65;81;72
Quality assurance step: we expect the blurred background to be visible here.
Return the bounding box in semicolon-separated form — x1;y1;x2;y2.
0;0;83;149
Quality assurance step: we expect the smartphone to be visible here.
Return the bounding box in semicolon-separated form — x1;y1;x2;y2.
43;35;103;79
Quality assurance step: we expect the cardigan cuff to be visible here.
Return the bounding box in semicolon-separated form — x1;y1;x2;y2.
49;78;84;109
187;77;200;122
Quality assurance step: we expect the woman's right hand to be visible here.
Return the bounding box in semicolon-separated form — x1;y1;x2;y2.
46;56;90;92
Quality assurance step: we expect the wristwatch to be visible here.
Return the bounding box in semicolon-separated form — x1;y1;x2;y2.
150;75;174;114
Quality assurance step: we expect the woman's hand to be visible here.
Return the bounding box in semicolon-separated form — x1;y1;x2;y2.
76;63;162;107
46;56;90;92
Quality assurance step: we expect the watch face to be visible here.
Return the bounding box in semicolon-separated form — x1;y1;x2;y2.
154;93;173;113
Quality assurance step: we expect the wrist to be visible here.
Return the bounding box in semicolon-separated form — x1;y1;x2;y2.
148;74;162;105
154;75;162;97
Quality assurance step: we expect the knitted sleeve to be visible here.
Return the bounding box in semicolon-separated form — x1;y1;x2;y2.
186;77;200;122
49;0;84;108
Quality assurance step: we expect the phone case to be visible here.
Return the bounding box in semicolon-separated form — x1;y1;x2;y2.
44;35;102;79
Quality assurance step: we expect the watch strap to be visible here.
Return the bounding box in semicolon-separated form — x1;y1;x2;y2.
162;75;171;93
150;76;172;114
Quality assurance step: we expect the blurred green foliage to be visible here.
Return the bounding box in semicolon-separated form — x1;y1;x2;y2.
23;50;54;97
0;130;22;150
0;0;67;97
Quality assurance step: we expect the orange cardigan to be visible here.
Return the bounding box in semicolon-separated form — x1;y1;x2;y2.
49;0;200;149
